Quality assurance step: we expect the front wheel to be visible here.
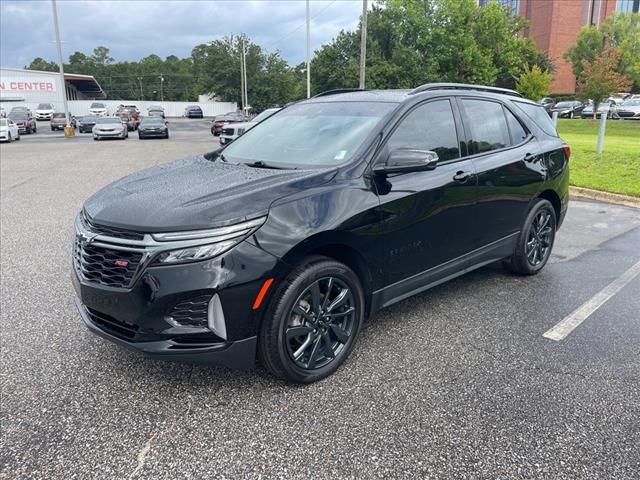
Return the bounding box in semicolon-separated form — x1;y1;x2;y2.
259;257;365;383
7;133;12;142
506;199;556;275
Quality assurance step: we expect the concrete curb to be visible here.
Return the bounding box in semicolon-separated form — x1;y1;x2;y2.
570;186;640;209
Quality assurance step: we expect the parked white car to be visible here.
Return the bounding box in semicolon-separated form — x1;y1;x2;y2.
35;103;55;120
0;118;20;142
89;102;108;117
219;108;281;145
92;116;128;140
613;98;640;120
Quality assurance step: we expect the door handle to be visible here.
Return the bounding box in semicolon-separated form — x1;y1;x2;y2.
452;171;473;183
524;153;536;163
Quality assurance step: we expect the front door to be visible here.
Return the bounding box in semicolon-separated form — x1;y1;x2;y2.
373;98;478;302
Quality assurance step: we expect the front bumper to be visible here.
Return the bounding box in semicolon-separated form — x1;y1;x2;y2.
35;113;53;120
95;130;126;138
72;238;281;370
139;129;167;138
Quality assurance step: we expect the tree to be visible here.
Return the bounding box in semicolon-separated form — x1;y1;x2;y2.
577;48;632;119
92;46;114;66
25;57;58;72
311;0;551;94
516;65;553;100
565;13;640;91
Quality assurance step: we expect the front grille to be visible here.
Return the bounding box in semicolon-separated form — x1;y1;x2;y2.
80;212;144;241
87;307;139;340
221;128;235;136
74;237;142;288
168;295;211;327
617;111;637;118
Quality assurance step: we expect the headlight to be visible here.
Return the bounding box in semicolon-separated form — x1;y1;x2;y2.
150;216;266;265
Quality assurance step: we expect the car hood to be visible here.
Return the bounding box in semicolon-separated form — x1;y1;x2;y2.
36;109;54;113
83;155;337;232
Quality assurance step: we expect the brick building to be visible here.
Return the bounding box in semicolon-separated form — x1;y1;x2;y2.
480;0;639;93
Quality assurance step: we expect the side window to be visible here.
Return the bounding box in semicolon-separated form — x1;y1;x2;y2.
386;99;460;162
503;107;528;144
461;99;511;154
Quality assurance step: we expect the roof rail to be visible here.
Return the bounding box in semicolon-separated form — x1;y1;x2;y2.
313;88;366;98
409;83;522;98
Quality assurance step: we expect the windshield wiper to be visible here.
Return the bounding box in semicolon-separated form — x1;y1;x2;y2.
243;160;285;170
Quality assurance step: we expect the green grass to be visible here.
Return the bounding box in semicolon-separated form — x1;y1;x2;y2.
556;119;640;197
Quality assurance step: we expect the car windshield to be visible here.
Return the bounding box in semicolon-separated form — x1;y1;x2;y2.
555;102;575;108
8;113;27;120
96;117;121;124
91;103;105;108
149;106;162;110
622;99;640;106
221;101;395;168
52;113;65;118
82;116;97;122
251;109;279;123
141;117;164;125
0;119;7;127
38;103;52;109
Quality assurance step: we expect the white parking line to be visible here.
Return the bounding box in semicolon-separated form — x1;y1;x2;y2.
543;259;640;341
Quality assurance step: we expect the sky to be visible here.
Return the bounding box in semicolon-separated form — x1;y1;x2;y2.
0;0;363;69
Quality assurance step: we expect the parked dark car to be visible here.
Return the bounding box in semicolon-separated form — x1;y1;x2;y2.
8;112;37;134
72;83;569;383
539;97;555;113
78;115;98;133
138;116;169;139
50;112;77;130
184;105;204;118
211;112;245;136
549;100;584;118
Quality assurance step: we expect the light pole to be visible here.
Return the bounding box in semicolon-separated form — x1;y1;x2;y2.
138;77;143;100
159;75;164;102
51;0;72;135
306;0;311;98
359;0;368;90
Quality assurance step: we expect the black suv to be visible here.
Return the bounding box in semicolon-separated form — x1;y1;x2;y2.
72;83;569;383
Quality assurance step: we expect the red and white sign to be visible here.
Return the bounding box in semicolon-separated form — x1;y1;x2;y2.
0;78;57;92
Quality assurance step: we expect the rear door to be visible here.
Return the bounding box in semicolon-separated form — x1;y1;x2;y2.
457;97;546;250
374;98;478;293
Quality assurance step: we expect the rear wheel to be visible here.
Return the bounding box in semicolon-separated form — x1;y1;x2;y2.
506;199;556;275
259;257;364;383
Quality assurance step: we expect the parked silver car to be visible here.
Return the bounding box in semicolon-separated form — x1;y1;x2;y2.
92;117;128;140
613;99;640;120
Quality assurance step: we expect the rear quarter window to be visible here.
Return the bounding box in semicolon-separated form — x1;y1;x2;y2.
513;101;558;137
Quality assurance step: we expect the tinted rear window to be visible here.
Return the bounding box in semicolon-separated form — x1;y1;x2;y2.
460;99;511;154
513;101;558;137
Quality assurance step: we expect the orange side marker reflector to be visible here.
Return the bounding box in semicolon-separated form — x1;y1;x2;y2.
252;278;274;310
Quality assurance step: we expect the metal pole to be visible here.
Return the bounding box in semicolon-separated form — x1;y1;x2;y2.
243;41;248;116
359;0;368;89
239;40;245;114
138;77;143;100
596;112;607;154
306;0;311;98
552;111;558;127
51;0;71;130
160;75;164;102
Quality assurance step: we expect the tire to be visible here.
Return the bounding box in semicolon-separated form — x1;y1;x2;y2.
259;256;365;383
94;137;99;141
505;199;557;275
8;133;12;143
165;132;169;139
569;111;574;119
16;133;20;141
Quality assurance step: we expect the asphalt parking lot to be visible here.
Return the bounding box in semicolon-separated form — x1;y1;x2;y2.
1;119;639;479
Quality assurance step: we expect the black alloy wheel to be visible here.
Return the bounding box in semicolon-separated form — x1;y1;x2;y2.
285;277;356;370
506;199;556;275
259;257;364;383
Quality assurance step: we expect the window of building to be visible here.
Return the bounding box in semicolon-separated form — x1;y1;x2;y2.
479;0;521;16
616;0;640;13
385;99;460;162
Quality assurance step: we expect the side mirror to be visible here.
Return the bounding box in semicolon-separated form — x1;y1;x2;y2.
373;149;439;175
